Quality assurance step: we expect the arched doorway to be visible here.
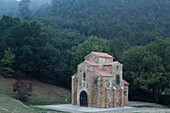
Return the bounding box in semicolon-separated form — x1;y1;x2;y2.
80;91;88;107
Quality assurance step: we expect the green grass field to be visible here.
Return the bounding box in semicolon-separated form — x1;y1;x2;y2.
0;95;68;113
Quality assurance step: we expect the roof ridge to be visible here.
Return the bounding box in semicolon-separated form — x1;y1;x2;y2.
85;51;113;59
84;60;98;66
94;70;112;77
104;61;119;66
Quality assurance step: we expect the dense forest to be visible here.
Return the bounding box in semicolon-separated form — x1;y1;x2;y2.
0;0;170;104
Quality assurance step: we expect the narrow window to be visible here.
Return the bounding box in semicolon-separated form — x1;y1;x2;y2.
124;91;126;96
83;73;86;81
94;77;98;85
116;74;120;85
116;66;119;70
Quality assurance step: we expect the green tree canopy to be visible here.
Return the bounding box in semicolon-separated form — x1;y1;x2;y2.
121;37;170;102
1;48;15;67
70;36;110;73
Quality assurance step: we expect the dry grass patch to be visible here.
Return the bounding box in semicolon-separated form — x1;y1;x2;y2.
0;76;71;104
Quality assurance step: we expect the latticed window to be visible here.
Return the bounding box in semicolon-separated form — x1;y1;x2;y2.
116;74;120;85
94;77;98;85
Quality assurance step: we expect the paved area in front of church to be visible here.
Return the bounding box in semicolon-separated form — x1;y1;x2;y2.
36;104;134;113
36;102;170;113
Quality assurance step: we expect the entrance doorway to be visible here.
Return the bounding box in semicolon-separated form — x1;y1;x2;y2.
80;91;88;107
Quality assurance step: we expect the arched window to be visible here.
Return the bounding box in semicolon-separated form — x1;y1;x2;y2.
116;74;120;85
116;66;119;70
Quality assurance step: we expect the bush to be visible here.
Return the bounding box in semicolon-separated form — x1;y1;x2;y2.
13;80;33;102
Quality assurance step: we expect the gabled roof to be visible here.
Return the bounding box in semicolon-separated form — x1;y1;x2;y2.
72;72;78;77
85;52;113;59
85;60;98;66
104;61;119;66
94;70;112;77
124;80;129;86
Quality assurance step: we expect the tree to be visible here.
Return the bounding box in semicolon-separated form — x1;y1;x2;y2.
110;37;130;61
70;36;110;73
18;0;31;17
133;54;166;103
1;48;15;67
121;38;170;103
0;48;15;78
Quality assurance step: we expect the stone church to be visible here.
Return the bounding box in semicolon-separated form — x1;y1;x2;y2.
72;52;129;108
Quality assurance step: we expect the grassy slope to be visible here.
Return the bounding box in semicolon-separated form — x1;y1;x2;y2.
0;76;71;104
0;95;34;113
0;76;71;112
0;94;67;113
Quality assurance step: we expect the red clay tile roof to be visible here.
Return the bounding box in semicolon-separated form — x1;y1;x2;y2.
124;80;129;85
72;72;78;77
85;60;98;66
85;52;113;59
104;61;119;66
94;70;113;77
92;52;113;58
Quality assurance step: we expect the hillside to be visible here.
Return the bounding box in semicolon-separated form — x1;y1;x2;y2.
35;0;170;46
0;76;71;104
0;95;35;113
0;95;67;113
0;0;170;105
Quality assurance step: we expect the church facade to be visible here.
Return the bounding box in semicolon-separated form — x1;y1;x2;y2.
72;52;129;108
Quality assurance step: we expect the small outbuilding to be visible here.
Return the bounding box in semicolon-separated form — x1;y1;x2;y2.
72;52;129;108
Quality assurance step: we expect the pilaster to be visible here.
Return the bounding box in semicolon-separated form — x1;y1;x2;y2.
106;88;109;108
72;76;75;105
97;77;101;108
113;86;117;108
120;87;124;107
101;79;106;108
88;76;93;107
77;76;81;106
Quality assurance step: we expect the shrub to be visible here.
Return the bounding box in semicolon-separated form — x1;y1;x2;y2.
13;80;33;102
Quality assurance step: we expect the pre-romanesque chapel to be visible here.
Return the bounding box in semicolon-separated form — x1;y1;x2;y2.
72;52;129;108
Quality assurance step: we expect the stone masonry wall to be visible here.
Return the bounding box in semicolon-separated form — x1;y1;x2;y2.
72;52;129;108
